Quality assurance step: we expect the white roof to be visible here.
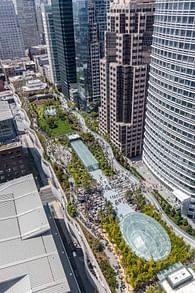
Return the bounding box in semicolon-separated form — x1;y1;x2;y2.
173;189;190;203
168;268;192;286
0;101;13;121
160;268;195;293
0;174;70;293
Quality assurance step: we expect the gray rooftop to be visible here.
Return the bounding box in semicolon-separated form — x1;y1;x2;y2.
0;101;13;121
0;174;70;293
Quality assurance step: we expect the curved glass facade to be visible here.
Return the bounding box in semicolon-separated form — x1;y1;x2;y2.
143;1;195;216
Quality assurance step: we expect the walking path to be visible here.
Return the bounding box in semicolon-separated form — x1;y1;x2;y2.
71;109;195;248
73;111;138;185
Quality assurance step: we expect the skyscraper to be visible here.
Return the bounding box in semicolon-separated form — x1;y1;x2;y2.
13;0;40;48
99;0;155;158
0;0;25;60
42;0;76;96
42;3;60;84
143;1;195;217
36;4;45;44
73;0;109;106
52;0;77;96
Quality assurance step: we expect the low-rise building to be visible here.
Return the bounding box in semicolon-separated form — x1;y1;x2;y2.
29;45;47;57
22;79;47;93
158;262;195;293
0;90;15;104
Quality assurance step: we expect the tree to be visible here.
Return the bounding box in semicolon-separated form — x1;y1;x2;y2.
67;201;77;217
47;116;57;129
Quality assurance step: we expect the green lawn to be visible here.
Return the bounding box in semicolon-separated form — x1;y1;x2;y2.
50;118;71;137
34;101;72;137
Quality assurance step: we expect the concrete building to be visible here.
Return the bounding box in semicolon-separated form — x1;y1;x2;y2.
22;79;47;93
0;174;71;293
157;262;195;293
29;45;47;57
0;0;25;60
0;142;30;184
99;0;155;158
143;0;195;218
0;101;17;143
13;0;40;48
42;0;77;97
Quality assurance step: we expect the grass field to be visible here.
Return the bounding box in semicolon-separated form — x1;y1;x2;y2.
34;101;72;137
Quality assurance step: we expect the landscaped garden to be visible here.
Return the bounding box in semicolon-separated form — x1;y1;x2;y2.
53;162;70;191
81;111;99;133
80;132;115;177
153;190;195;237
100;190;194;290
68;151;94;188
32;100;72;137
80;223;117;293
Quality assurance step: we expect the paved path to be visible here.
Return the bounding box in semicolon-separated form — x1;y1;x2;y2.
144;191;195;247
72;110;195;248
73;111;139;185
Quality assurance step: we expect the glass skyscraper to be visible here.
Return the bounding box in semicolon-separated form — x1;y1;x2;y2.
143;1;195;217
52;0;77;97
73;0;109;107
42;0;76;97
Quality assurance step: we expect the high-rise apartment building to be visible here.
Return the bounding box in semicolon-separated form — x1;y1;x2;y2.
0;0;25;60
143;1;195;218
73;0;109;106
99;0;155;158
13;0;40;48
42;0;76;96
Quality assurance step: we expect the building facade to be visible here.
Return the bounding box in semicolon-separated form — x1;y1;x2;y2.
36;4;45;44
52;0;77;96
0;143;30;184
99;0;155;158
0;0;25;60
143;0;195;218
42;4;60;84
13;0;40;48
0;101;17;143
73;0;110;106
42;0;76;97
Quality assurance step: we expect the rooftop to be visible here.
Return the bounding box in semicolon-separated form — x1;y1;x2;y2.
173;189;191;202
0;101;13;121
0;174;70;293
158;263;195;293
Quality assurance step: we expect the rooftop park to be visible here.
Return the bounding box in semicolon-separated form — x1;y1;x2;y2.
31;99;80;138
68;151;94;188
80;132;116;177
81;111;99;133
80;223;117;293
100;192;194;291
153;190;195;237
